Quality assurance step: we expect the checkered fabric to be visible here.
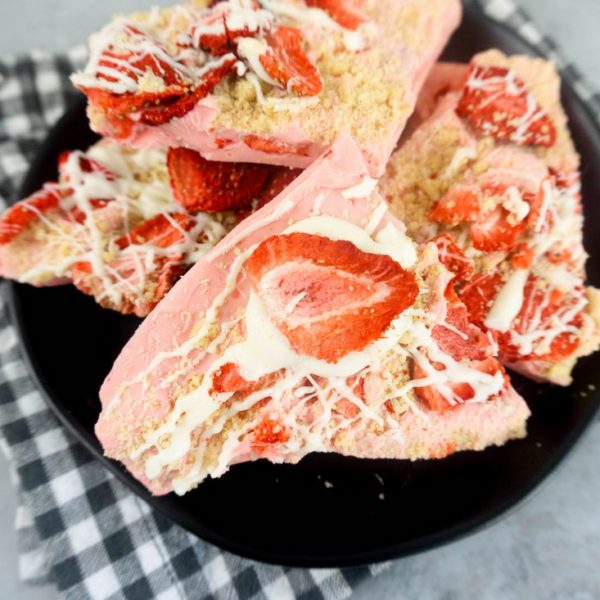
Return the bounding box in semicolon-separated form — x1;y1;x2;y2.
0;1;599;598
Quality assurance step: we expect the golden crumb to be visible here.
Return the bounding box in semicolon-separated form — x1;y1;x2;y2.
138;71;169;94
381;124;463;239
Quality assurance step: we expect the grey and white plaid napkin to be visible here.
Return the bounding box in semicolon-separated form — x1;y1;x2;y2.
0;1;599;598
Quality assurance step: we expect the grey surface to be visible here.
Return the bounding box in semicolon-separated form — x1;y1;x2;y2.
0;1;599;599
0;454;51;600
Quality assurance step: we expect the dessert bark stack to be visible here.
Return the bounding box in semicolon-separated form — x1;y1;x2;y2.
1;0;598;495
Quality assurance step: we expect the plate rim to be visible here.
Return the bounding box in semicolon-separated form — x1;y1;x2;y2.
7;2;600;568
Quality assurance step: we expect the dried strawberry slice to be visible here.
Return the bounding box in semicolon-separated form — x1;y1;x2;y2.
305;0;366;31
546;247;574;266
78;26;190;113
192;6;231;55
192;0;266;56
167;148;272;213
82;55;235;135
115;212;197;249
257;168;302;206
0;188;62;244
82;86;184;120
92;24;187;89
433;302;494;363
458;272;504;329
413;356;506;413
433;233;475;283
138;56;236;126
246;232;419;362
58;151;116;182
260;27;323;97
251;416;290;452
243;134;311;157
429;185;483;226
510;243;535;269
68;199;113;225
470;206;525;252
237;167;303;222
525;180;555;234
456;64;557;147
211;362;282;395
211;362;253;394
97;48;186;89
498;278;584;363
549;167;580;193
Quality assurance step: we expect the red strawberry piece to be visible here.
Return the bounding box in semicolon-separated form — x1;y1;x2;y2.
210;362;282;395
458;272;504;328
429;185;483;226
82;55;235;134
510;242;535;269
0;188;62;244
192;6;230;55
192;1;264;56
211;362;252;394
92;24;187;89
413;355;506;413
460;273;584;364
138;56;236;126
258;168;302;205
546;247;573;266
456;63;557;147
243;134;312;156
433;302;494;363
167;148;272;213
499;278;583;363
246;232;419;362
78;27;190;115
82;87;183;119
433;233;475;282
68;199;112;225
334;398;361;418
154;258;188;303
549;167;580;192
237;167;302;221
58;151;116;182
470;206;525;252
260;27;323;97
525;180;555;234
251;416;290;452
97;49;187;90
214;137;235;149
305;0;366;31
116;212;197;250
333;373;368;418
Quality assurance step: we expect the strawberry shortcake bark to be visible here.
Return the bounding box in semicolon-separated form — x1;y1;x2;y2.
97;136;529;496
0;141;292;316
381;50;600;385
71;0;462;176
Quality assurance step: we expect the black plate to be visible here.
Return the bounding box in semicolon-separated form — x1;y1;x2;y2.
8;3;600;567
